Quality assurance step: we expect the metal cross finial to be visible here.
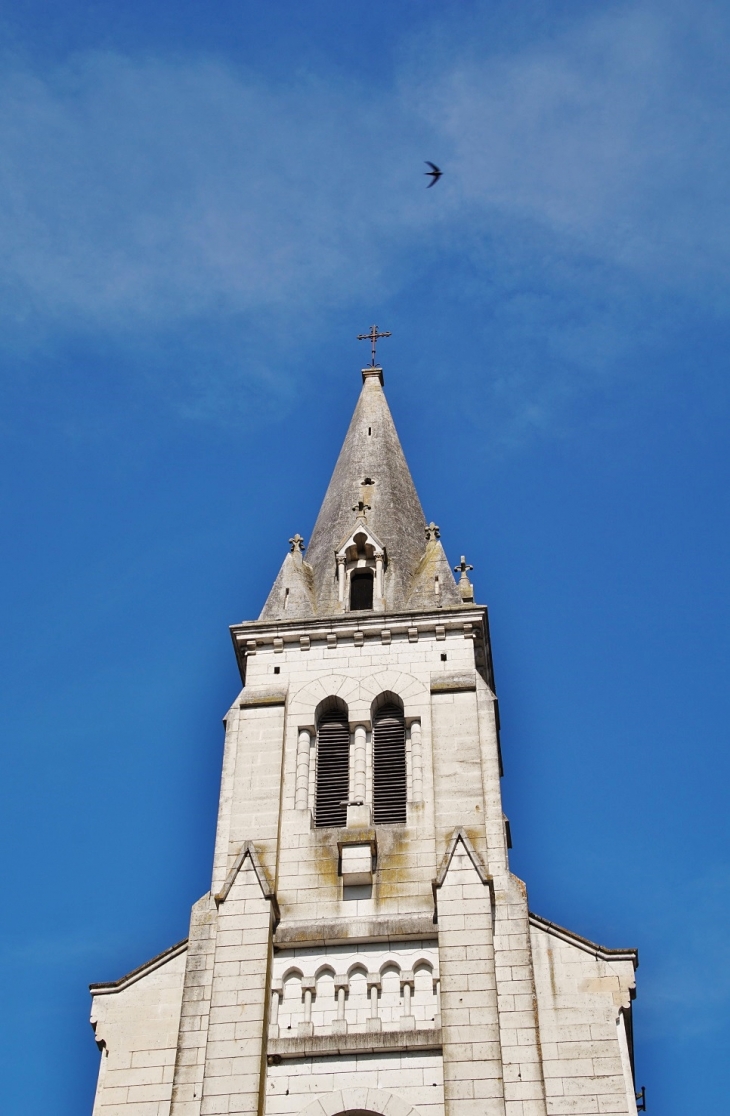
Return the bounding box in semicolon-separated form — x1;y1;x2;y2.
425;522;441;541
357;324;392;367
289;533;305;553
454;556;474;580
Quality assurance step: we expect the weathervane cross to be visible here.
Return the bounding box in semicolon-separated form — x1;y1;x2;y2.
357;324;392;367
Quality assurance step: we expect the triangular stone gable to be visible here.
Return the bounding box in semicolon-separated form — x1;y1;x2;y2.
214;840;279;917
434;827;491;890
335;520;386;560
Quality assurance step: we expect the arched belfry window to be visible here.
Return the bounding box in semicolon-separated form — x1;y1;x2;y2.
350;569;374;611
373;703;407;825
315;706;350;828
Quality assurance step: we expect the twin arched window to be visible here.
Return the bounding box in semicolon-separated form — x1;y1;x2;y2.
314;701;407;828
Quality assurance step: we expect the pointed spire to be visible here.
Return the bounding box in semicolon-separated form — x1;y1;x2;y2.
304;367;429;614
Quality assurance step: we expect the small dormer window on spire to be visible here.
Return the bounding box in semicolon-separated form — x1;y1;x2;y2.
335;524;386;611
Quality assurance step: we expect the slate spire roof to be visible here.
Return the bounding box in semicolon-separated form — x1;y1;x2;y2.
260;366;463;619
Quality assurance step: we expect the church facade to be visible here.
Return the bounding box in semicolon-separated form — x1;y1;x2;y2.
89;361;640;1116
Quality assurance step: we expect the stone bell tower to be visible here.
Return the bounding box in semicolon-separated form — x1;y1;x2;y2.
89;355;640;1116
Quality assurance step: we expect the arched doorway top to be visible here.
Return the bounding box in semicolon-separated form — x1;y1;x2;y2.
296;1088;426;1116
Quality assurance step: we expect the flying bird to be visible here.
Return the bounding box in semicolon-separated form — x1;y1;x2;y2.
424;161;442;187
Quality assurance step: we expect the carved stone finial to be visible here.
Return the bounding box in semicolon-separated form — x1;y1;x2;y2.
454;555;474;602
289;534;305;553
425;522;440;541
454;555;474;580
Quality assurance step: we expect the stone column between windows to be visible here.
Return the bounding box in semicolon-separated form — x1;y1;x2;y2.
400;971;416;1031
333;975;348;1034
366;974;381;1032
299;980;315;1037
353;724;367;804
295;729;311;810
410;720;423;802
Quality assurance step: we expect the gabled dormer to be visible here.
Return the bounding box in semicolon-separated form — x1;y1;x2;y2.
334;520;387;612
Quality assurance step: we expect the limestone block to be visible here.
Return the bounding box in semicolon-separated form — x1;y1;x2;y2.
340;844;373;886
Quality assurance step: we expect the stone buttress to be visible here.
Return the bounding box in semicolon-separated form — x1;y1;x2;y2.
90;362;640;1116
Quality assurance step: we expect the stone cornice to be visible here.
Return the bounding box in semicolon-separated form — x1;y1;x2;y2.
267;1026;441;1061
233;604;487;644
274;913;437;948
230;605;492;683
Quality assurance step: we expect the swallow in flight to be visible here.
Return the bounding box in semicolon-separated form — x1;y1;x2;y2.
424;161;442;187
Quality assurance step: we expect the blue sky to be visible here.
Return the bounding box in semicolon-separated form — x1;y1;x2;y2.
0;0;729;1111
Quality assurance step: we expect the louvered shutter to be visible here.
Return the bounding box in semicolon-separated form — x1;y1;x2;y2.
373;704;407;825
315;710;349;828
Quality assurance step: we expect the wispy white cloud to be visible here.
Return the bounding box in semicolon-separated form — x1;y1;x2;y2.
0;54;417;326
0;1;728;425
414;1;730;299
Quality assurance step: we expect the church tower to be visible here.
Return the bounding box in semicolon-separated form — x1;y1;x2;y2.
89;354;640;1116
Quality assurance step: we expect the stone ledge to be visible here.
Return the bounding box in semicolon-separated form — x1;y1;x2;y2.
274;914;437;948
239;685;288;708
267;1026;442;1061
430;670;476;694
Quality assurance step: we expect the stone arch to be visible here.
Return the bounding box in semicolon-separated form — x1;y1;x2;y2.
281;966;304;983
370;690;404;718
412;957;436;976
378;959;402;978
346;961;368;980
296;1089;426;1116
357;669;428;721
314;694;349;724
289;673;360;722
